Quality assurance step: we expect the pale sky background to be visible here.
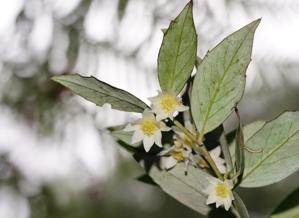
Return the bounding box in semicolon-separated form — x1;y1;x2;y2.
0;0;298;217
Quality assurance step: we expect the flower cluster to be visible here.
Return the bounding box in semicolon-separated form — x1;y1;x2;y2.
123;91;234;211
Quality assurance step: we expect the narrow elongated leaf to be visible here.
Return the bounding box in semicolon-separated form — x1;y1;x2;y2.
233;191;250;218
52;74;148;113
271;187;299;218
241;111;299;187
235;113;245;181
149;163;211;215
158;1;197;94
219;125;234;173
191;19;260;134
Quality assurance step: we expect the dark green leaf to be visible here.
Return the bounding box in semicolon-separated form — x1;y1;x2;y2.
271;187;299;218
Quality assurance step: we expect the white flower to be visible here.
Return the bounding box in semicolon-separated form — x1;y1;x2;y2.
123;110;170;152
204;177;234;211
209;146;226;174
148;91;189;120
160;140;192;170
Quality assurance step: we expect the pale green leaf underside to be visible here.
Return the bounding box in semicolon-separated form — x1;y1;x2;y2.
241;111;299;187
242;120;266;142
110;129;141;147
229;120;266;159
149;163;211;215
271;187;299;218
191;19;260;134
158;1;197;94
52;74;147;113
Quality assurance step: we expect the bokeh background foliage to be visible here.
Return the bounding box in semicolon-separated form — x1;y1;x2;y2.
0;0;299;217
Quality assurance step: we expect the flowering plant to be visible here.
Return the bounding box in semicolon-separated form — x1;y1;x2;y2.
52;1;299;217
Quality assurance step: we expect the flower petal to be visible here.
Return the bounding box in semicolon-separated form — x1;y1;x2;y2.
210;146;221;156
123;123;138;132
154;131;162;147
159;146;174;156
131;129;144;144
223;197;232;211
156;112;168;121
143;136;155;152
177;104;189;112
206;194;216;205
161;156;177;169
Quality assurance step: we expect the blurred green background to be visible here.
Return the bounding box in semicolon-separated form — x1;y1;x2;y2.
0;0;299;217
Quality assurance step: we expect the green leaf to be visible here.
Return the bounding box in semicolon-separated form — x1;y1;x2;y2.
109;125;141;147
242;121;266;142
271;187;299;218
233;191;250;218
158;1;197;94
229;120;266;157
241;111;299;187
149;163;211;215
191;19;261;134
52;74;148;113
108;125;140;153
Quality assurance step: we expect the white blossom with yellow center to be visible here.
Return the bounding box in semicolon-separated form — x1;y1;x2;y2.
204;177;234;211
148;91;189;120
209;146;226;174
124;110;170;152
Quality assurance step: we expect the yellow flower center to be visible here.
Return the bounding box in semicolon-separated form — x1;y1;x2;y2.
159;93;178;113
140;118;159;136
215;183;230;198
171;149;185;161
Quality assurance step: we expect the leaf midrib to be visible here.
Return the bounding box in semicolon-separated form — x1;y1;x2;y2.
200;28;250;134
169;6;191;91
168;172;207;196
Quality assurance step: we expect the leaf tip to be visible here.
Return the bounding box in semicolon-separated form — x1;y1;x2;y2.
51;75;61;83
187;0;193;6
251;18;262;29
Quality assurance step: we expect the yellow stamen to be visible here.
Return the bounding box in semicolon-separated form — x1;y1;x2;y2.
171;149;185;161
159;93;178;113
171;141;186;161
215;183;230;198
140;118;158;136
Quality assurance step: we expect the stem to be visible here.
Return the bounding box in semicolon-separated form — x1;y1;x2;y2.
174;120;224;181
